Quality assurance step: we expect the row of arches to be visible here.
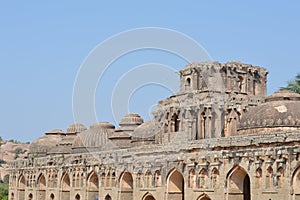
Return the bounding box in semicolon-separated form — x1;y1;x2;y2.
13;165;300;200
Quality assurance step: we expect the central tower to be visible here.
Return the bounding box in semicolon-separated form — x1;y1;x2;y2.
153;61;268;144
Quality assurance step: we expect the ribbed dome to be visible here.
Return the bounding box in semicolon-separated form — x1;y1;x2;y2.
238;90;300;135
66;123;87;134
119;113;144;126
72;122;115;149
29;130;62;156
131;120;156;146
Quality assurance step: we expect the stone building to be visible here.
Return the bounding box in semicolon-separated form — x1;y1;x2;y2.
7;61;300;200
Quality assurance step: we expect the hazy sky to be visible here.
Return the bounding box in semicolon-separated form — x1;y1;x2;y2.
0;1;299;142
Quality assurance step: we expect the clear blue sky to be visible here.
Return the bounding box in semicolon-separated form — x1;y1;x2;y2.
0;1;299;142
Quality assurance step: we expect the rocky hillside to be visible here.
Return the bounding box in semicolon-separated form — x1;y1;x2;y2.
0;139;29;182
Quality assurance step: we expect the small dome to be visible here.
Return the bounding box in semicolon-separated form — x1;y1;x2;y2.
29;133;62;156
72;122;115;150
119;113;144;126
238;90;300;135
66;123;87;134
131;120;156;146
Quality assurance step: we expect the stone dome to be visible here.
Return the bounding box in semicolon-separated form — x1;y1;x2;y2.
66;123;87;134
119;113;144;126
72;122;115;152
29;129;63;156
131;120;156;146
238;90;300;135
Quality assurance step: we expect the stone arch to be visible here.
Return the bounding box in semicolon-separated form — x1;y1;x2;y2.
11;192;14;200
144;170;152;188
136;171;143;188
119;172;133;200
75;193;80;200
198;168;208;189
255;167;262;188
142;192;156;200
196;193;211;200
104;194;112;200
166;169;184;200
185;77;191;90
227;166;250;200
265;166;273;189
28;193;33;200
50;193;55;200
171;113;180;132
292;166;300;198
277;167;284;188
188;169;196;188
101;172;106;187
154;170;161;187
37;174;46;200
60;172;70;200
211;167;219;189
17;175;25;200
87;171;99;200
111;172;116;187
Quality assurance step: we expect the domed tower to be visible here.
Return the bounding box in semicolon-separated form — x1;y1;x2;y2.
72;122;115;153
109;113;144;149
238;90;300;135
48;123;87;155
153;61;268;144
29;129;64;157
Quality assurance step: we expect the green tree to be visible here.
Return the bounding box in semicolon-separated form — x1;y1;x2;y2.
281;73;300;94
0;183;8;200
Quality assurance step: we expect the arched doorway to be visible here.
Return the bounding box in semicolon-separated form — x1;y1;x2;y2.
28;193;33;200
119;172;133;200
293;167;300;200
17;175;25;200
87;171;99;200
167;169;184;200
197;194;211;200
144;195;155;200
75;194;80;200
50;193;55;200
104;194;112;200
227;166;251;200
37;174;46;200
60;173;71;200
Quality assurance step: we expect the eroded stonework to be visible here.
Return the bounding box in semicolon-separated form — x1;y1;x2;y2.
7;61;300;200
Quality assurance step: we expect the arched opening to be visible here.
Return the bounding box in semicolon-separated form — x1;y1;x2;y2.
105;194;112;200
111;172;116;187
255;168;262;189
106;172;111;187
167;169;184;200
75;194;80;200
154;170;161;187
211;168;219;189
87;171;99;200
188;169;196;188
37;174;46;200
11;192;14;200
17;175;25;200
185;77;191;90
136;172;143;188
201;112;206;139
265;166;273;189
28;193;33;200
227;166;251;200
119;172;133;200
293;167;300;199
277;167;283;188
143;193;156;200
60;173;70;200
171;113;180;132
145;171;152;188
50;193;55;200
197;194;211;200
198;168;208;189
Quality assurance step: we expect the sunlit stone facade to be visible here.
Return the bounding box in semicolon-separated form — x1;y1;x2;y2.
7;61;300;200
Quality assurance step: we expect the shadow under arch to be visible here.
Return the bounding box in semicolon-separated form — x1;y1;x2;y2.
119;171;133;200
196;193;211;200
142;192;156;200
226;165;250;200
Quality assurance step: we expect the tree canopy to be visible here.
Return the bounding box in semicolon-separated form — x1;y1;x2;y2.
281;73;300;94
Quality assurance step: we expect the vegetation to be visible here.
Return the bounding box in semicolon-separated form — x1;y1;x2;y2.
281;73;300;94
0;183;8;200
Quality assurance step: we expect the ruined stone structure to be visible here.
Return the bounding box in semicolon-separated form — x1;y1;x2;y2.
7;61;300;200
